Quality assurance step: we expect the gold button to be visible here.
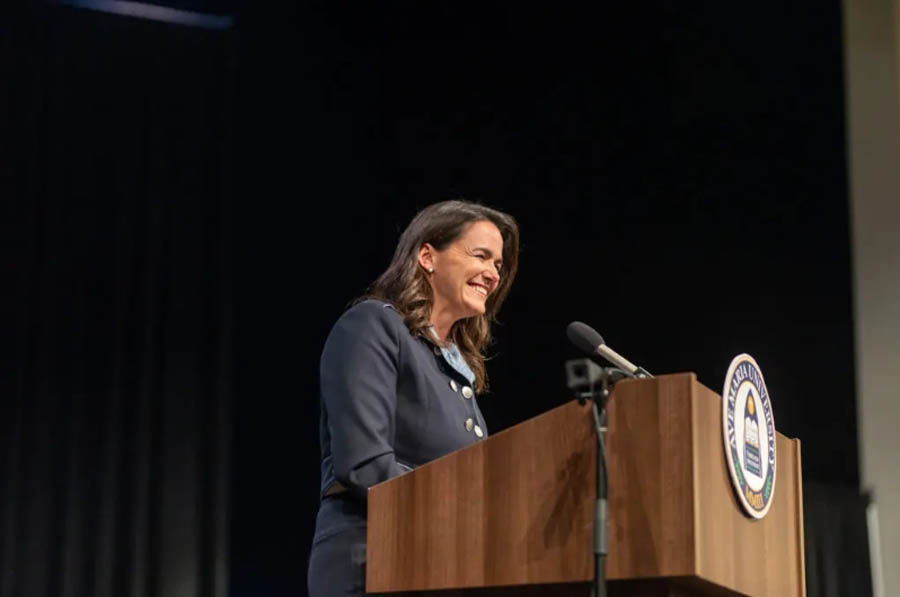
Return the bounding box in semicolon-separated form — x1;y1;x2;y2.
474;425;484;438
449;380;458;392
465;418;474;431
461;386;473;399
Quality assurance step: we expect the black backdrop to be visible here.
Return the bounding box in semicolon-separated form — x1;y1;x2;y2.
2;2;868;596
1;5;234;597
234;3;859;593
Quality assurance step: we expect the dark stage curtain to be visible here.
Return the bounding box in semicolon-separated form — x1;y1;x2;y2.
1;6;234;597
804;482;874;597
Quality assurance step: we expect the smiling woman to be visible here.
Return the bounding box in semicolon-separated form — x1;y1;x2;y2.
308;200;519;596
364;200;519;393
418;219;504;341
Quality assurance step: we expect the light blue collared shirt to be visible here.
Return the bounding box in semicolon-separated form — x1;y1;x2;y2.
429;327;476;386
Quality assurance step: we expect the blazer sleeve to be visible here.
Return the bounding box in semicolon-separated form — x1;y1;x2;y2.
320;302;408;498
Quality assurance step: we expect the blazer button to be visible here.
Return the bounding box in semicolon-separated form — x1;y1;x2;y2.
449;380;458;392
433;346;442;356
474;425;484;438
465;417;474;431
461;386;473;399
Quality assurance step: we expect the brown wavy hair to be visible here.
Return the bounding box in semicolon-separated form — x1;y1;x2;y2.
363;200;520;393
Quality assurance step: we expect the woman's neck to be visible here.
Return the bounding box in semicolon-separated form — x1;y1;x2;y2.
429;303;456;343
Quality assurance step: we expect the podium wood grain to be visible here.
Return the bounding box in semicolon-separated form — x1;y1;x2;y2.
367;373;805;596
367;399;596;592
607;373;805;596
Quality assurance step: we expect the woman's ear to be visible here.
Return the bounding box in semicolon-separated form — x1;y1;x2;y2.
418;243;435;274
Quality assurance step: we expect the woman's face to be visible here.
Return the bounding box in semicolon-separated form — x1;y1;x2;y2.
421;220;504;322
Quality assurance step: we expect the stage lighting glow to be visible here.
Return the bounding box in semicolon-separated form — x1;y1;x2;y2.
57;0;235;30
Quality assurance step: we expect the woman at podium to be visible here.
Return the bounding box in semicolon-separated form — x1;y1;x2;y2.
308;200;520;596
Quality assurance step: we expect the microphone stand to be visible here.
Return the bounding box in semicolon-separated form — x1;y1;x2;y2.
575;367;629;597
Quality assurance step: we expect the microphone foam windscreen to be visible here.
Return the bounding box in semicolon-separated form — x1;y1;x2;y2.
566;321;605;354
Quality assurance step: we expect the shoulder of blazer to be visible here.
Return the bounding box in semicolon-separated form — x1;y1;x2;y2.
334;299;410;342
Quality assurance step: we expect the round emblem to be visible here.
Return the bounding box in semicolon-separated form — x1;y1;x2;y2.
722;354;776;519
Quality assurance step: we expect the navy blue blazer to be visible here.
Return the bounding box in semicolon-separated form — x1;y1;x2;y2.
309;300;491;595
317;299;489;502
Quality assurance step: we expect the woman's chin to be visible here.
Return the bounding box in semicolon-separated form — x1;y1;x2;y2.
463;300;486;317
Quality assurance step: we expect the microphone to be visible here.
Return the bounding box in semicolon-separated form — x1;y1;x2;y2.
566;321;652;378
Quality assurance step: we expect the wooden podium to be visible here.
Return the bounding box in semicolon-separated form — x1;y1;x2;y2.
367;373;805;596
